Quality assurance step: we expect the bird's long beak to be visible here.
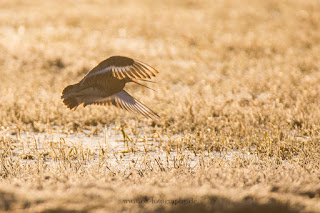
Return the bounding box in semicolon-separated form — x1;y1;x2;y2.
138;79;157;84
131;79;155;91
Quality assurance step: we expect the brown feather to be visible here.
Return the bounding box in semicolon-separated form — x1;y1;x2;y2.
80;56;158;83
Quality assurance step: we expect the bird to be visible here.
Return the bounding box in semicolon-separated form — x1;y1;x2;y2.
61;56;159;119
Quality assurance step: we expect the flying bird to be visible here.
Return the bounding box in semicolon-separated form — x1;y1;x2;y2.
61;56;159;119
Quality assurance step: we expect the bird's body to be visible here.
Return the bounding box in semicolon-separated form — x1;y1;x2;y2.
61;56;159;119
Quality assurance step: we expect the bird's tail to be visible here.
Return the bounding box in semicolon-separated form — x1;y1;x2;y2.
61;84;80;110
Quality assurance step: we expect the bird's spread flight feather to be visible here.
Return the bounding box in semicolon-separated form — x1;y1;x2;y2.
83;90;159;119
80;56;158;86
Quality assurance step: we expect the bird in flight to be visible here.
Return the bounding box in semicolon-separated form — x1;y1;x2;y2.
61;56;159;119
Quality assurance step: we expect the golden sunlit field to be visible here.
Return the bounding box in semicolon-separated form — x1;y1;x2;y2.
1;0;320;212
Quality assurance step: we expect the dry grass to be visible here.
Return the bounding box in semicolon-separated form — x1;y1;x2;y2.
0;0;320;212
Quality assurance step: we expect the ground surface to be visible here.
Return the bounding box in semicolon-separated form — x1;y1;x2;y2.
0;0;320;212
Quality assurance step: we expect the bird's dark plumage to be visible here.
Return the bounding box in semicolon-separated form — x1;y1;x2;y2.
61;56;159;119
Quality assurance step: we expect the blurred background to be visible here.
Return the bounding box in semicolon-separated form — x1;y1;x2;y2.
0;0;319;133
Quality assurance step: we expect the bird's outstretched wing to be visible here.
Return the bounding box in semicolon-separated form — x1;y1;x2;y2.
82;90;159;119
80;56;158;86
